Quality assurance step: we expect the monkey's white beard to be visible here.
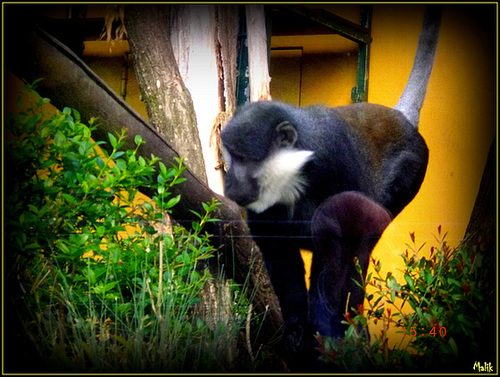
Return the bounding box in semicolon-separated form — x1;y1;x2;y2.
247;149;314;214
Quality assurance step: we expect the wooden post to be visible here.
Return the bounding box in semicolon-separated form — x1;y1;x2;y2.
245;5;272;102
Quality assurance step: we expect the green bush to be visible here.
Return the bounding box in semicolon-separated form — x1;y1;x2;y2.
316;227;495;372
5;82;259;372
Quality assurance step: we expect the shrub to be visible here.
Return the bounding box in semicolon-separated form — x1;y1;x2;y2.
4;82;259;372
316;226;495;372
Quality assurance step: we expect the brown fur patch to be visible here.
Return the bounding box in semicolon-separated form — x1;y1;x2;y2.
331;103;406;172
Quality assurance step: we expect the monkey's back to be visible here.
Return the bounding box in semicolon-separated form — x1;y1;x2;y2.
298;102;428;216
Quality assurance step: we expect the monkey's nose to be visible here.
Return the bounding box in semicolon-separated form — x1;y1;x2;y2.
224;187;258;208
231;193;258;208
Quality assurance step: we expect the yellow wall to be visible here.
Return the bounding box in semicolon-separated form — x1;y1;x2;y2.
270;5;496;343
82;41;148;120
301;52;358;107
270;50;358;107
368;5;495;278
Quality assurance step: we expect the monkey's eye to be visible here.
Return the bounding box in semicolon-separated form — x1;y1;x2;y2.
234;156;250;164
238;156;264;167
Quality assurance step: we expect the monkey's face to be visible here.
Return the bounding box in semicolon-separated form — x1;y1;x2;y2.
222;146;314;214
221;110;314;214
221;149;261;208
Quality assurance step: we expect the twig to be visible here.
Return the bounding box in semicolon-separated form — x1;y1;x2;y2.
245;303;255;363
145;277;158;317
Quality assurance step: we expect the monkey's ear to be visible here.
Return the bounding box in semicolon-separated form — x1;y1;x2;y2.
275;121;298;147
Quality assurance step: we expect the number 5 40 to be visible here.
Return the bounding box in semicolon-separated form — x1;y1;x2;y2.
403;326;446;337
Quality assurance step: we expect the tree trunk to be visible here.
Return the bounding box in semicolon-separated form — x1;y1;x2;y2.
464;140;496;254
124;5;207;183
463;140;496;369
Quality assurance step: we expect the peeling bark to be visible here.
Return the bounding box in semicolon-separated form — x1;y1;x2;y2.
246;5;272;101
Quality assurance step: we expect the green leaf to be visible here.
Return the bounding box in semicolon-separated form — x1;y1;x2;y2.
62;193;76;204
164;195;181;209
57;239;70;254
96;157;105;168
191;221;201;232
404;273;415;292
143;201;154;212
190;270;200;282
54;130;66;146
108;132;117;148
78;140;93;156
345;324;356;340
69;233;89;246
157;174;165;185
116;159;126;171
73;109;81;122
162;234;173;249
159;162;167;176
390;290;396;303
425;271;434;285
447;278;462;289
93;281;118;295
386;273;401;291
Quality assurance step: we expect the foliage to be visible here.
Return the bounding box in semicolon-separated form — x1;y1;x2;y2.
4;82;263;372
316;226;495;372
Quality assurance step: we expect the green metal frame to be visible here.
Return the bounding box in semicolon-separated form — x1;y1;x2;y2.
236;6;250;106
282;6;372;103
355;6;372;102
236;5;372;104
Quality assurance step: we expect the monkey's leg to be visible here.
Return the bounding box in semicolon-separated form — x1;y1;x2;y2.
261;244;312;345
309;191;392;339
380;139;428;217
247;208;313;366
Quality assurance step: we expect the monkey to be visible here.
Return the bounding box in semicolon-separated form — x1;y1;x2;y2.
220;6;441;368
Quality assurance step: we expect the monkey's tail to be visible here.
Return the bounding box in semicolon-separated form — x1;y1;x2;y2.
394;6;442;128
